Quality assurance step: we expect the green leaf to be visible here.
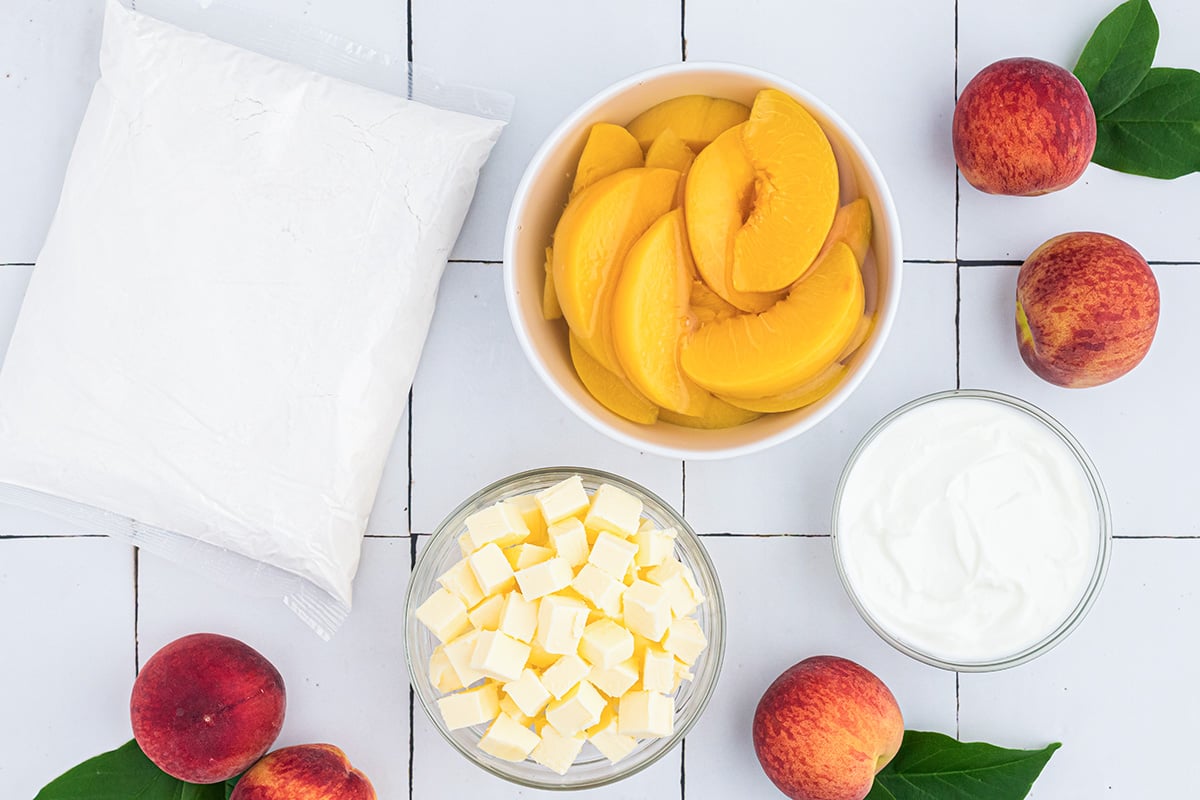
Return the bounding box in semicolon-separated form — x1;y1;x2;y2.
34;740;226;800
1074;0;1159;116
224;774;242;800
1094;66;1200;178
865;731;1060;800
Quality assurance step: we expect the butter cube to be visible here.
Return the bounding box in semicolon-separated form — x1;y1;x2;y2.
464;501;530;551
497;592;539;643
646;557;704;617
673;660;695;693
541;653;591;699
530;724;587;775
467;542;517;597
469;630;531;682
663;617;707;665
535;594;590;655
579;618;635;670
478;712;540;762
458;532;475;558
528;642;559;670
498;693;533;727
570;563;626;617
506;494;548;546
436;682;499;730
642;646;675;694
618;691;674;738
536;475;590;524
622;580;672;642
467;594;505;631
429;645;464;693
415;587;471;643
505;543;554;570
584;483;643;538
502;668;552;718
587;532;639;579
588;713;638;764
587;656;639;698
437;558;485;609
514;557;573;601
633;525;677;569
547;517;589;568
545;680;607;736
442;630;486;687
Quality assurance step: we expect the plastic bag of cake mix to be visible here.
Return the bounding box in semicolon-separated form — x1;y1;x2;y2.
0;0;511;638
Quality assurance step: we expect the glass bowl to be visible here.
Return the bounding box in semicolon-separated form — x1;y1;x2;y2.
405;466;726;789
831;390;1111;672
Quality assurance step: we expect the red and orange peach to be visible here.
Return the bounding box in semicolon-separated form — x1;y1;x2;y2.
230;744;376;800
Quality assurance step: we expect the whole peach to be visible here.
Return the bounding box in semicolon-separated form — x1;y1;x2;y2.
230;744;376;800
1017;232;1159;387
954;57;1095;195
753;656;903;800
131;633;286;784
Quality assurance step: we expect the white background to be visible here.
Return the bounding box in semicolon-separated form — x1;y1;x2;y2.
3;0;1199;797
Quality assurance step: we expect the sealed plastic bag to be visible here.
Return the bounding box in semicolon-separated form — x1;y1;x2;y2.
0;0;511;638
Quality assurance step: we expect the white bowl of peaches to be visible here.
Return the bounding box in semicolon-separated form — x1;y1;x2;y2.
504;62;902;459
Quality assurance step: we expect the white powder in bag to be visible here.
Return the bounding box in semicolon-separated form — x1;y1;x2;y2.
0;0;505;617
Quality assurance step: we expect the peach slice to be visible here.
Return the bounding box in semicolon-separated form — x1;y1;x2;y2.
553;167;680;372
571;123;644;196
818;198;873;269
645;129;696;173
689;280;739;325
681;242;864;399
732;89;839;293
720;363;847;414
658;396;761;429
627;95;751;151
837;314;873;362
684;125;782;313
542;246;562;321
570;332;659;425
612;208;711;415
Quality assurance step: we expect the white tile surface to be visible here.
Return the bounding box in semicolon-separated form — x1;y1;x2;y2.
0;538;135;800
685;536;956;798
684;263;956;534
957;0;1200;262
412;0;683;262
366;406;410;536
959;265;1197;535
687;0;957;262
136;537;411;799
410;263;683;533
959;539;1200;796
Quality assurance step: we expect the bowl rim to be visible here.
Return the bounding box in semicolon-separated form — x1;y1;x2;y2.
502;60;904;461
404;465;727;790
830;389;1113;672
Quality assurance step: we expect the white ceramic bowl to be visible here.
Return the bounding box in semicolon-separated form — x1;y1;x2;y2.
503;61;903;460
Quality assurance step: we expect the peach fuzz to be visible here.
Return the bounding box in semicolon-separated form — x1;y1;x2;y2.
953;57;1095;196
230;744;376;800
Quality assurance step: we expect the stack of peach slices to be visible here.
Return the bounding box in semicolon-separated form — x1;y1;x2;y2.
543;89;873;430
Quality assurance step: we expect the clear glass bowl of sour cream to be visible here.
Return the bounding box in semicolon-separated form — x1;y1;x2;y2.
832;390;1111;671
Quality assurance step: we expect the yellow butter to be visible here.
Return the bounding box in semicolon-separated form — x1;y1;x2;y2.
584;483;644;538
437;682;499;731
479;712;540;762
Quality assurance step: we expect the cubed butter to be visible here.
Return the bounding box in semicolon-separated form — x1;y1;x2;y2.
506;494;548;546
467;594;505;630
547;517;589;568
587;656;639;698
579;618;634;670
497;592;539;643
514;557;573;601
415;587;471;643
498;693;533;727
646;557;704;617
618;691;674;738
467;542;517;598
530;724;587;775
478;712;540;762
442;630;486;687
535;594;590;655
469;630;531;682
570;563;625;617
528;642;559;670
663;616;707;665
587;531;639;579
436;682;499;731
672;660;695;693
641;646;675;694
458;532;475;558
437;558;486;609
633;526;676;569
541;653;591;699
583;483;643;538
588;713;638;764
505;543;554;570
502;668;552;717
535;475;590;524
429;645;464;694
622;580;672;642
545;680;607;736
465;501;530;551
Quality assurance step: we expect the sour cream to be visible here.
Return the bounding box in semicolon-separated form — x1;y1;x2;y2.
835;393;1104;665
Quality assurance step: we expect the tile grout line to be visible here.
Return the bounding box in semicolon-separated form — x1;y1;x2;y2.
955;672;961;739
133;548;140;676
406;7;415;797
680;0;687;62
953;0;961;394
408;535;417;800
